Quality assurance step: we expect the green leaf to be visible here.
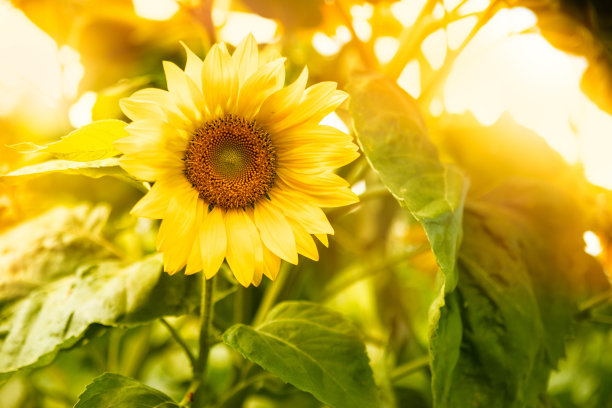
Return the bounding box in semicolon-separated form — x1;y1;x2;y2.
430;181;590;407
349;73;468;292
0;256;200;379
75;373;179;408
2;157;122;179
0;205;112;304
223;301;379;408
9;120;127;161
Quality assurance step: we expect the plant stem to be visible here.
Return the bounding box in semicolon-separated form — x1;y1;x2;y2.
161;318;197;371
252;262;291;326
390;355;430;383
576;288;612;321
180;276;215;407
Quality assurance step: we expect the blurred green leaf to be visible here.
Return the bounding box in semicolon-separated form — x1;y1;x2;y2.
0;204;112;304
431;180;592;407
9;120;127;161
75;373;179;408
2;158;122;179
223;301;379;408
349;73;468;292
0;256;200;379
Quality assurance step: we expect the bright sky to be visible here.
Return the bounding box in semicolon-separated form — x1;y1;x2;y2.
0;0;611;190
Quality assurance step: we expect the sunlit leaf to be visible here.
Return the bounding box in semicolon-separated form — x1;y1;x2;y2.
431;180;594;407
223;301;379;408
0;205;111;304
0;256;199;379
75;373;179;408
9;120;127;161
349;73;468;292
2;158;122;179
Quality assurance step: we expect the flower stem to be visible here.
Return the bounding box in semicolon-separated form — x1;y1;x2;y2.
253;262;291;326
160;318;197;371
180;276;215;407
390;355;430;384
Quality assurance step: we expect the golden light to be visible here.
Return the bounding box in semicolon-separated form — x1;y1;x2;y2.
391;0;427;27
132;0;179;21
397;59;421;98
374;36;400;64
69;91;97;128
421;29;447;70
217;12;277;46
583;231;603;257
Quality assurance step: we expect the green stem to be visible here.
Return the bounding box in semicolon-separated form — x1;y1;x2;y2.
161;318;197;370
577;288;612;320
253;262;291;326
213;373;274;408
390;355;430;383
180;276;215;407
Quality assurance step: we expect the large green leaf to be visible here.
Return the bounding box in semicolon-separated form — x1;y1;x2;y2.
75;373;179;408
431;181;591;407
10;120;127;161
349;73;468;292
0;256;199;379
223;301;379;408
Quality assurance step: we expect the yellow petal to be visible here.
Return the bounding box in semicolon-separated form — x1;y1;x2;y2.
234;58;286;119
262;247;281;281
181;42;204;89
289;220;319;261
269;189;334;235
315;233;329;247
202;43;239;117
123;88;190;128
131;182;171;219
163;61;205;125
200;206;227;279
225;209;259;287
258;67;308;125
268;84;348;133
254;201;298;264
232;34;259;86
273;124;354;148
157;184;199;274
277;145;360;174
185;200;205;275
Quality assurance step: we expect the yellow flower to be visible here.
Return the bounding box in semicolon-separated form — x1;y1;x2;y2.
115;35;359;287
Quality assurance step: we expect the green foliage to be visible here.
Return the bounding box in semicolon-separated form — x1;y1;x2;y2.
9;120;127;161
223;301;379;408
431;181;590;407
2;157;122;179
75;373;179;408
0;256;199;379
348;73;468;293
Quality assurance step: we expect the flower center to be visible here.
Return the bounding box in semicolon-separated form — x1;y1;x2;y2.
184;115;277;209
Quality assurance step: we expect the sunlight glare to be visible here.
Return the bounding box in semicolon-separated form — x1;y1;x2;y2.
433;3;446;20
430;98;444;117
447;17;477;50
320;112;350;134
459;0;491;15
421;29;447;70
351;4;373;41
374;36;400;64
391;0;428;27
58;46;85;99
397;60;421;98
351;180;367;196
132;0;179;21
583;231;603;257
313;32;341;56
219;12;277;46
69;92;97;128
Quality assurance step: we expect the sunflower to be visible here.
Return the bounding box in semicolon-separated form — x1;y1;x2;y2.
115;35;359;287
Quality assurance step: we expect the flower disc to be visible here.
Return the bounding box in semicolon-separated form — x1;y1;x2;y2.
184;115;276;209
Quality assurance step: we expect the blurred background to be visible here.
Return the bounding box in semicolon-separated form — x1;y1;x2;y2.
1;0;612;407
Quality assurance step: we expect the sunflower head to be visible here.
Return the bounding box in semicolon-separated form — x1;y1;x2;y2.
115;34;359;287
